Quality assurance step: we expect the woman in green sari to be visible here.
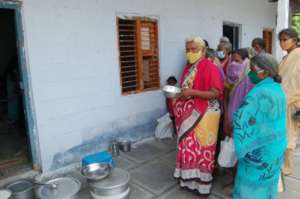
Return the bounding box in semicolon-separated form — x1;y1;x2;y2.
233;53;287;199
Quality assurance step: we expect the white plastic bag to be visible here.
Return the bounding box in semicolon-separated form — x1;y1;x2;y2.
155;113;174;139
277;171;286;193
218;136;237;168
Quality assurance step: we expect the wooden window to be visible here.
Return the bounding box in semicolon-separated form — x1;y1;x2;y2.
117;17;160;94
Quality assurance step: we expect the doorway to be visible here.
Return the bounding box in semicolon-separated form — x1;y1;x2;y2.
0;8;32;178
223;22;241;51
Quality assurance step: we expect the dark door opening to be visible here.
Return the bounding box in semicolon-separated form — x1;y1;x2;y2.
223;23;240;51
0;8;31;178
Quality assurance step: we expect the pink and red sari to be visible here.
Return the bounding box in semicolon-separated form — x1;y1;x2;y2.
173;58;223;195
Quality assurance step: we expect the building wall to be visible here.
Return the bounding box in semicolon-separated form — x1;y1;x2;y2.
21;0;277;172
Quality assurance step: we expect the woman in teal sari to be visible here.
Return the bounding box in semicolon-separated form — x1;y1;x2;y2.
233;53;287;199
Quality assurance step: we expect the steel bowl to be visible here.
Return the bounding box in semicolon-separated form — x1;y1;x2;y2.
162;85;181;98
81;163;111;181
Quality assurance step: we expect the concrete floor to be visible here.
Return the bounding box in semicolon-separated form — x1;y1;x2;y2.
76;138;300;199
1;137;296;199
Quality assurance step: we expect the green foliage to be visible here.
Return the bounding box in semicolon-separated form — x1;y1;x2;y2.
292;15;300;39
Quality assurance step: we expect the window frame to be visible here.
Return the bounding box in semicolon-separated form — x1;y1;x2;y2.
117;16;160;95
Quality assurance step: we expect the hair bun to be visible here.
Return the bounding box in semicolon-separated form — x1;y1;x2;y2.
273;74;282;83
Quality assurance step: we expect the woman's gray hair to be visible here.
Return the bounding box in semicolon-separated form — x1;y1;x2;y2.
217;42;232;53
251;37;266;50
220;36;230;44
185;36;206;48
250;53;282;83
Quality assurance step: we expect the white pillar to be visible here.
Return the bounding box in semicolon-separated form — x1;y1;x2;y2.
275;0;290;60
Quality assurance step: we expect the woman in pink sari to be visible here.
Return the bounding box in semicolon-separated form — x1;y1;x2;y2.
174;37;224;195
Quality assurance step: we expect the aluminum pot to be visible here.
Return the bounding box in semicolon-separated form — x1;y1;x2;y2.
6;180;34;199
111;140;120;156
118;140;131;152
35;177;81;199
88;168;130;197
0;189;12;199
90;188;130;199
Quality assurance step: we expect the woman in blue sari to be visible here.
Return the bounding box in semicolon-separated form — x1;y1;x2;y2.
233;53;287;199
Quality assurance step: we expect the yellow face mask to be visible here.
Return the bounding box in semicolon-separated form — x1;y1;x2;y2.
186;51;202;64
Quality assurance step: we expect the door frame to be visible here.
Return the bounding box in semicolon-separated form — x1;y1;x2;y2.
0;0;42;171
223;21;242;50
263;28;274;54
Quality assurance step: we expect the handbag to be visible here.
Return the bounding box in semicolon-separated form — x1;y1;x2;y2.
217;136;237;168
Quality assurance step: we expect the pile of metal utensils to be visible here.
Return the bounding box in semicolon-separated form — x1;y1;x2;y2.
81;163;131;199
0;177;81;199
0;138;132;199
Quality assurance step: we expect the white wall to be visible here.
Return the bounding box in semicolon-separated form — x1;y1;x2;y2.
21;0;277;171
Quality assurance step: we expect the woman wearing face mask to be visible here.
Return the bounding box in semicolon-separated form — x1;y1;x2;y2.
173;37;223;196
206;48;225;82
217;41;232;76
223;43;266;137
233;53;287;199
226;49;249;90
224;49;250;136
278;28;300;176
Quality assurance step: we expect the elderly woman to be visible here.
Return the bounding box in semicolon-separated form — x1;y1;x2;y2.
224;48;250;136
217;41;232;76
173;37;223;195
251;38;266;55
233;53;287;199
206;48;225;82
224;41;266;137
278;28;300;176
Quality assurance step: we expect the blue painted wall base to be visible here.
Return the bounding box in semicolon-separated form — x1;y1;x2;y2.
50;111;163;171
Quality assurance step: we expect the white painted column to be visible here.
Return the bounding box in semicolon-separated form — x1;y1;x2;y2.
275;0;290;60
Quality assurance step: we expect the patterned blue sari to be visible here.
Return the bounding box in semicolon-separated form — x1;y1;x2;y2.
233;77;287;199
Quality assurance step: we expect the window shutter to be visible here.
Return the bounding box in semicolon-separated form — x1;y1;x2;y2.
118;17;160;94
140;20;160;90
118;18;138;93
263;30;273;53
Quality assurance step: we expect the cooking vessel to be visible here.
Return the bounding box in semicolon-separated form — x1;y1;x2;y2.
90;188;130;199
6;180;34;199
88;168;130;196
118;140;131;152
111;140;120;156
162;85;181;98
35;177;81;199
